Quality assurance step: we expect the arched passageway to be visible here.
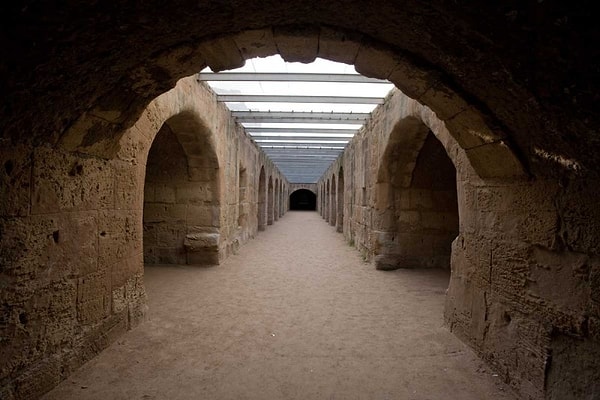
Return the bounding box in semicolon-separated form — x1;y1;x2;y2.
330;174;337;227
4;7;598;399
257;167;266;231
143;112;220;266
267;176;274;225
274;179;279;221
290;189;317;210
238;166;248;230
337;168;344;233
375;119;458;270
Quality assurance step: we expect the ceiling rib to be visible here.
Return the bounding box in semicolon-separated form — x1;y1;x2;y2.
219;95;384;104
233;111;369;120
246;128;356;135
254;137;350;142
198;72;390;83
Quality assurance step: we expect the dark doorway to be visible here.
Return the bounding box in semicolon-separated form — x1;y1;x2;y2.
290;189;317;210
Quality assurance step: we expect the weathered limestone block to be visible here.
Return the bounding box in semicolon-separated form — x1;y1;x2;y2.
31;147;114;214
464;141;525;179
77;269;110;325
0;212;98;283
317;27;361;65
546;335;600;400
273;26;319;63
388;59;440;100
176;183;212;204
0;142;32;217
114;161;145;210
183;232;220;252
98;210;142;269
13;356;62;400
233;29;277;59
143;203;186;223
111;254;143;290
188;167;218;182
153;184;176;203
186;204;219;227
198;36;244;72
355;42;399;80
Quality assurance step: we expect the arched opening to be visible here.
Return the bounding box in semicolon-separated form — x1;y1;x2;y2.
290;189;317;211
330;174;337;227
143;112;220;266
337;168;344;233
238;166;248;230
267;176;274;226
325;180;330;223
258;167;266;231
279;181;284;217
375;118;458;271
274;178;279;221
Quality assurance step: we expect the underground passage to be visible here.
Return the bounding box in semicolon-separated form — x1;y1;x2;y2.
289;189;317;210
3;4;600;400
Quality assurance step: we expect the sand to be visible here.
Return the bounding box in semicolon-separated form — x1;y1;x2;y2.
43;211;516;400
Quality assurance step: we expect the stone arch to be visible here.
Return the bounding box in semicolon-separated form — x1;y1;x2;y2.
321;184;325;217
290;189;317;211
330;173;337;227
337;167;344;233
258;166;266;231
274;178;280;221
238;163;248;230
374;116;458;271
279;180;284;217
60;26;525;183
267;176;274;226
325;179;331;223
143;110;221;266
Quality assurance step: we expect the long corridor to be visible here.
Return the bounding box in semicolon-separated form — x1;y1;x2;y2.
43;211;515;400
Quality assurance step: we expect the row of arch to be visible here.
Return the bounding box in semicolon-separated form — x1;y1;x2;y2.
138;77;289;266
257;166;288;232
318;170;344;234
318;90;463;271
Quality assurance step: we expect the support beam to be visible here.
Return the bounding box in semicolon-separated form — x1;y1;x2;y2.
261;145;345;150
234;111;369;121
198;72;390;83
219;95;384;104
254;138;350;144
246;127;356;135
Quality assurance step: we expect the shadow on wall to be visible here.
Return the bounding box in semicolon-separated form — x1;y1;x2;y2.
290;189;317;210
143;112;220;266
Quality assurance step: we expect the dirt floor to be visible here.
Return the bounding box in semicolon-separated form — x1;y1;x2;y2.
43;211;517;400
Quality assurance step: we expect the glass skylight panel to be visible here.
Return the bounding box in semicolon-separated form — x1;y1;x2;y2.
199;55;394;183
224;102;378;113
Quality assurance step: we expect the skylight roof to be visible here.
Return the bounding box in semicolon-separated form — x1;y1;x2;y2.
199;56;394;183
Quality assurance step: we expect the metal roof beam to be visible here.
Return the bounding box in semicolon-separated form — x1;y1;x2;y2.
264;153;340;157
246;127;357;135
242;118;363;125
234;111;369;120
260;144;344;152
198;72;390;83
219;95;384;104
269;156;337;164
254;138;350;144
252;135;352;144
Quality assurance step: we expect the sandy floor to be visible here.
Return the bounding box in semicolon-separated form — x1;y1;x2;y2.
43;211;516;400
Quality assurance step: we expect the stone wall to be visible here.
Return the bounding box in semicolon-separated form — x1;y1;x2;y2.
0;77;288;399
319;88;600;399
2;5;600;399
